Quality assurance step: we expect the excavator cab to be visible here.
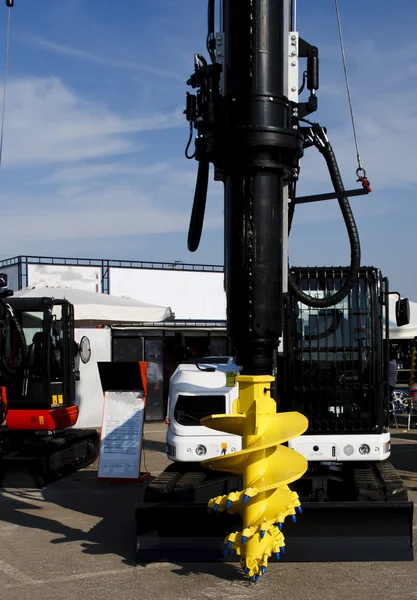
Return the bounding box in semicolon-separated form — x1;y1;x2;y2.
1;297;79;431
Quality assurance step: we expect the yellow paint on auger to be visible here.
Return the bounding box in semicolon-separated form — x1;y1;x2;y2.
201;375;308;581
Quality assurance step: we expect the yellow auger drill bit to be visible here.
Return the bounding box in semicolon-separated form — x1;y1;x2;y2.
201;375;308;582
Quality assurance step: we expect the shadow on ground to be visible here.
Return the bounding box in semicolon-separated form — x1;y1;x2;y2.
0;471;246;580
164;562;248;582
0;430;415;578
390;442;417;491
143;438;167;453
0;471;147;566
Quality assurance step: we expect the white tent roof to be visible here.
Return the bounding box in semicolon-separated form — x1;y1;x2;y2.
389;295;417;340
12;284;175;326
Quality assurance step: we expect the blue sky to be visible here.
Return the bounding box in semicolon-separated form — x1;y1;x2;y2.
0;1;417;298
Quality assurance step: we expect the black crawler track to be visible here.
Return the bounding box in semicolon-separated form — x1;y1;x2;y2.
136;459;413;562
0;429;100;487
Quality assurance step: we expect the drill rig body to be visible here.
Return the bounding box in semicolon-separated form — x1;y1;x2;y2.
136;0;413;572
138;266;414;564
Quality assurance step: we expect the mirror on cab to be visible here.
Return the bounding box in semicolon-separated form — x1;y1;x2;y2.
0;273;13;300
396;298;410;327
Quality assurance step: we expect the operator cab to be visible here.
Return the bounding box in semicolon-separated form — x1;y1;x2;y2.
1;297;78;426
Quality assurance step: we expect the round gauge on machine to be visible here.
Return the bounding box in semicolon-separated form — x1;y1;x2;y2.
79;335;91;364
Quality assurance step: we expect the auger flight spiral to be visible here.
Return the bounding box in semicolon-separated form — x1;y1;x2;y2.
202;375;308;580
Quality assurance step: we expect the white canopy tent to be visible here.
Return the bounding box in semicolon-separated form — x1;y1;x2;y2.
388;295;417;340
12;284;175;326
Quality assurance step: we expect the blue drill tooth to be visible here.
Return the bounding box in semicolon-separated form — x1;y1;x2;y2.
243;494;249;504
245;568;250;575
275;552;281;560
277;522;283;530
226;500;232;509
213;504;219;512
297;505;303;514
241;536;247;544
230;550;236;556
255;575;260;582
280;546;285;554
291;514;297;523
261;566;267;575
260;530;265;539
223;549;228;556
251;576;256;582
227;541;233;549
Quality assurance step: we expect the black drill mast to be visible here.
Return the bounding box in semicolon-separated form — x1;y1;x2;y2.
221;1;302;374
184;0;367;377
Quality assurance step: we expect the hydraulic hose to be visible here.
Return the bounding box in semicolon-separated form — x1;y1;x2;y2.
187;160;209;252
288;128;361;307
304;309;342;341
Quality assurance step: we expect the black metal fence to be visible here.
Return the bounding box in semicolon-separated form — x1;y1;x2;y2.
280;267;386;434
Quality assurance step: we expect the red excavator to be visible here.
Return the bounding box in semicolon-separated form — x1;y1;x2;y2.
0;272;99;484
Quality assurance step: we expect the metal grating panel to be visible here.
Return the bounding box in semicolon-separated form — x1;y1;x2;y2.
281;267;385;434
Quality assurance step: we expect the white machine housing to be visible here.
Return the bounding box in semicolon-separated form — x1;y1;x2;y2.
166;357;242;462
288;432;390;462
166;357;390;463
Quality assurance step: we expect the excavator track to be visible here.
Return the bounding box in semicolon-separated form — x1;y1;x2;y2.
0;429;100;487
353;460;409;502
144;464;227;503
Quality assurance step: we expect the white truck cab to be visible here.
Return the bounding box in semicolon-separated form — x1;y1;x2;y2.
166;357;243;462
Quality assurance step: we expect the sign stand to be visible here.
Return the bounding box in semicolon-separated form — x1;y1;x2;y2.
97;362;150;482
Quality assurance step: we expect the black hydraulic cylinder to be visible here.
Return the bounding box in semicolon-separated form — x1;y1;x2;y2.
307;54;319;91
222;0;303;374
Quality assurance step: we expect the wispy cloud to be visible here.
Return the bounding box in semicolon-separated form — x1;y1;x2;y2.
39;161;171;184
0;184;223;246
0;69;206;253
1;76;183;166
22;35;185;82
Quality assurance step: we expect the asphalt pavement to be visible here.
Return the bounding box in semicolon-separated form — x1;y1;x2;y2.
0;422;416;600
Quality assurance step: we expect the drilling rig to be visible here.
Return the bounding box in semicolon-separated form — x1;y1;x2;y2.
136;0;413;579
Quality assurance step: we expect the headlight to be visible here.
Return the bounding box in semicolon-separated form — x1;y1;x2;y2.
359;444;370;455
343;444;354;456
195;445;207;456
